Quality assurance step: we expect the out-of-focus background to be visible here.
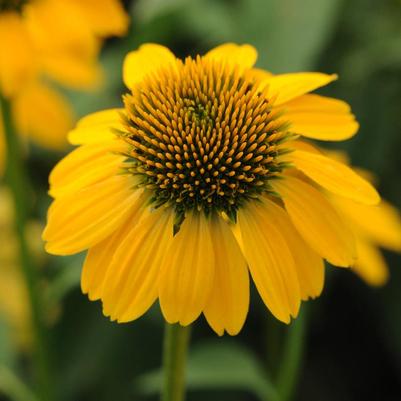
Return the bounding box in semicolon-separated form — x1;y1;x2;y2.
1;0;401;400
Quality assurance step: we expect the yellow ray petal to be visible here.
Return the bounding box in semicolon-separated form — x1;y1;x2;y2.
159;212;214;326
237;201;300;323
25;0;102;89
68;108;124;145
262;197;325;301
203;216;249;336
43;175;142;255
25;0;96;55
265;73;337;106
289;149;380;205
12;81;74;150
40;55;103;90
69;0;129;37
333;197;401;252
49;141;127;198
101;207;174;322
279;94;359;140
273;176;356;267
81;201;147;300
0;12;35;97
353;237;389;287
205;43;257;70
123;44;177;90
281;94;351;113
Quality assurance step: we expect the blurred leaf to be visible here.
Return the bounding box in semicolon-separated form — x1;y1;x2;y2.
133;0;342;71
133;0;188;22
0;366;38;401
339;35;401;82
231;0;343;71
136;340;279;401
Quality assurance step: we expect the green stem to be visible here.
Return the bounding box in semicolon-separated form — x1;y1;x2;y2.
265;313;284;378
1;95;53;401
276;309;308;401
161;323;191;401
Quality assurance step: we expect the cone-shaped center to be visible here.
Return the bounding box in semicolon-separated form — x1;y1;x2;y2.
121;56;290;221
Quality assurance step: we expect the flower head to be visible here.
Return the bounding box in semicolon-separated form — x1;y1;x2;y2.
43;43;382;335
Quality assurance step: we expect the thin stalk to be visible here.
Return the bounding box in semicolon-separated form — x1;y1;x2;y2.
1;94;53;401
161;323;191;401
276;309;308;401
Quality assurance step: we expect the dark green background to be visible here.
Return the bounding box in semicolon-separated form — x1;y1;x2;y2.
1;0;401;400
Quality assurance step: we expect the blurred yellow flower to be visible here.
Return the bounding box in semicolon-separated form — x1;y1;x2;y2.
43;43;381;335
0;0;129;172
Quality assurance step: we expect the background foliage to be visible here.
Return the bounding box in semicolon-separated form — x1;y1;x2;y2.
1;0;401;400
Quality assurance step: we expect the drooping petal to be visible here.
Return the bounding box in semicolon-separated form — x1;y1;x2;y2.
69;0;129;37
203;216;249;336
262;197;325;301
265;73;337;106
123;44;177;89
43;175;142;255
101;207;174;322
237;201;300;323
205;43;257;71
353;237;389;287
289;149;380;205
12;81;74;150
81;201;147;300
280;94;359;140
273;176;356;267
49;140;128;198
68;108;124;145
0;12;35;97
159;212;215;326
333;197;401;252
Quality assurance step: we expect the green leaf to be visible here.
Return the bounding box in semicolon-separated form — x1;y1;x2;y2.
135;0;343;72
231;0;343;72
135;340;279;400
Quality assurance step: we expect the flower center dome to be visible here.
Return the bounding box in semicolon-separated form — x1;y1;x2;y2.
121;56;291;222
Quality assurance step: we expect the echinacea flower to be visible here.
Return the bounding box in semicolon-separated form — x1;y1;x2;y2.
43;43;382;335
0;0;129;173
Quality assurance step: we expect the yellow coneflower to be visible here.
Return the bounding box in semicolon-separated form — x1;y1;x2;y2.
43;43;381;335
0;0;129;173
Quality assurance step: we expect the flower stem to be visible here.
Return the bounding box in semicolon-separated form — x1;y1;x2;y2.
161;323;191;401
1;94;53;401
276;309;308;401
